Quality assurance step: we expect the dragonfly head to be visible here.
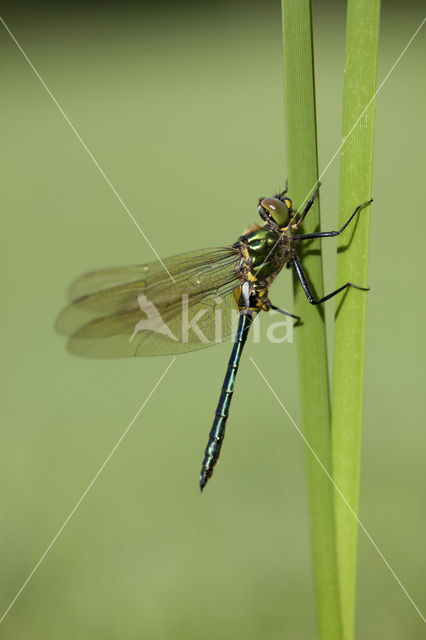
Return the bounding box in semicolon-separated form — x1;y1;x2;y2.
258;197;294;230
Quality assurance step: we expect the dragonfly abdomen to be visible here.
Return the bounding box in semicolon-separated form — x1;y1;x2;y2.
199;312;254;491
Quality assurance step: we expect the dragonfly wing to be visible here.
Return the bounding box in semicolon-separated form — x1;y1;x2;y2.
57;248;243;357
64;287;241;357
68;248;235;299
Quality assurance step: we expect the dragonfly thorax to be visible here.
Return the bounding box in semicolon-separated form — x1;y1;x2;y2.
235;225;293;294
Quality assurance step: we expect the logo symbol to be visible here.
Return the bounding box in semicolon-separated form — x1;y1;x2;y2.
129;293;178;343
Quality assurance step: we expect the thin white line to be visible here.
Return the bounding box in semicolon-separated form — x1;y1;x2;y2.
250;357;426;625
0;358;176;626
301;15;426;211
255;15;426;277
0;16;176;284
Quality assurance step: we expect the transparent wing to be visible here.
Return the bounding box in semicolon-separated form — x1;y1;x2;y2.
67;248;234;299
56;247;243;357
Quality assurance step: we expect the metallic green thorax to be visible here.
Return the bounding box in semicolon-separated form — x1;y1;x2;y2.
236;226;293;288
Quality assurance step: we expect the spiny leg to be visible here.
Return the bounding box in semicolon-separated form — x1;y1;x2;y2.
293;198;373;240
269;304;301;323
291;250;369;305
291;183;321;230
274;179;289;200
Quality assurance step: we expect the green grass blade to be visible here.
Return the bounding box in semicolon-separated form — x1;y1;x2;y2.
332;2;380;639
281;2;342;638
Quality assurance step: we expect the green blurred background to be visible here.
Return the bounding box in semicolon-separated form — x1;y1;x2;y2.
1;1;425;638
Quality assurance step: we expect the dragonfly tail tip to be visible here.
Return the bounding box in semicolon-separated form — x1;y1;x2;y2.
199;473;208;493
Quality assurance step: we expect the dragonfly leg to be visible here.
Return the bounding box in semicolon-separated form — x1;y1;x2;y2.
291;183;321;230
291;250;369;305
293;198;373;240
274;178;289;200
269;303;301;323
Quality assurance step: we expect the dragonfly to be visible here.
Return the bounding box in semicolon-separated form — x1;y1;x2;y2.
57;185;372;490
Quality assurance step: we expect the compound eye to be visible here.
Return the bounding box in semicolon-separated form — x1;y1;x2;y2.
260;197;289;227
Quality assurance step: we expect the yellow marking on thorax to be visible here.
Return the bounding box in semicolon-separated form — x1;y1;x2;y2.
257;289;270;311
243;248;257;282
233;286;269;313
